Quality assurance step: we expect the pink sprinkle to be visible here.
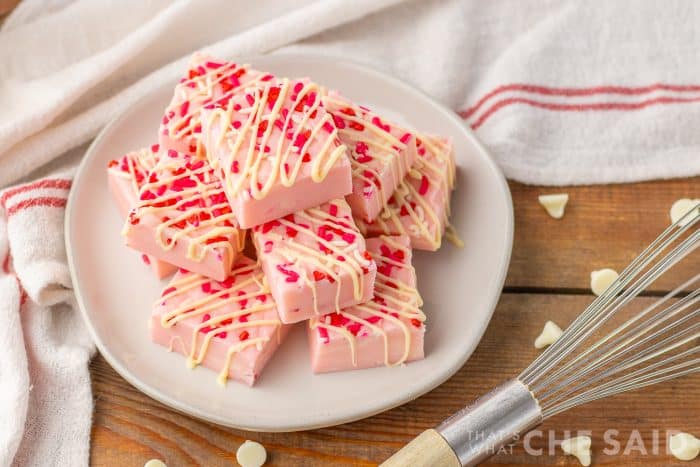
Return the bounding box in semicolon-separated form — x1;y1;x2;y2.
202;313;211;322
229;75;240;87
167;149;178;158
329;203;338;217
232;120;241;129
264;241;273;253
151;144;160;153
306;91;317;106
323;121;334;133
141;254;150;265
246;94;255;106
261;74;274;81
205;61;222;69
180;101;189;117
201;282;212;293
400;132;411;144
341;233;356;244
293;82;303;93
318;327;329;344
332;114;346;129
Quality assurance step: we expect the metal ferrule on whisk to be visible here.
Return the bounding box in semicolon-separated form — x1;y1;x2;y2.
436;378;542;466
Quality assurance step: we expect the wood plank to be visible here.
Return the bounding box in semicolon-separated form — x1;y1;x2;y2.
506;177;700;292
90;293;699;466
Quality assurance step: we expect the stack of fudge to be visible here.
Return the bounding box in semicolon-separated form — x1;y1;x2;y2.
107;53;456;387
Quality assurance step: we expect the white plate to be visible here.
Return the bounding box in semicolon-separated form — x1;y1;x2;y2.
66;54;513;432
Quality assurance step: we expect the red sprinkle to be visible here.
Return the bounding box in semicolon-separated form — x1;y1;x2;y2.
313;270;326;281
239;330;250;341
276;264;300;283
328;203;338;217
418;175;430;195
180;101;190;117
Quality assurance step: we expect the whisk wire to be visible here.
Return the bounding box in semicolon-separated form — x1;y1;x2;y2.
520;204;700;417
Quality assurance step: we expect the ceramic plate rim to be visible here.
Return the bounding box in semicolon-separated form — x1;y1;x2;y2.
66;53;513;432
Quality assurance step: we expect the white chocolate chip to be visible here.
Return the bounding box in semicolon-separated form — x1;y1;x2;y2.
670;199;700;226
538;193;569;219
534;321;564;349
669;433;700;461
144;460;167;467
560;436;592;466
236;440;267;467
590;268;619;296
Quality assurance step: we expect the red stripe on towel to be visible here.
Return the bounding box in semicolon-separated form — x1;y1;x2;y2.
460;83;700;119
0;179;72;208
468;94;700;130
6;197;68;217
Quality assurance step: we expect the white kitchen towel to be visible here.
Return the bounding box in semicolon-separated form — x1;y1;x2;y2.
0;170;96;467
3;0;700;187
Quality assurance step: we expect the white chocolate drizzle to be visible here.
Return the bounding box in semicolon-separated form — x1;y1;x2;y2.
253;200;373;315
124;150;244;264
309;235;424;367
107;144;161;196
157;260;282;385
160;53;268;154
357;134;456;250
322;93;414;221
202;78;347;204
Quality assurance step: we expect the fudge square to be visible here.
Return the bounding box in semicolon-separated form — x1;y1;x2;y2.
159;52;269;156
307;235;425;373
151;256;290;386
252;198;377;324
201;77;352;228
356;134;456;251
122;148;245;282
107;144;176;279
321;91;417;223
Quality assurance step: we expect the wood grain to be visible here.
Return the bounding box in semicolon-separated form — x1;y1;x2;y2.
91;293;700;466
507;177;700;292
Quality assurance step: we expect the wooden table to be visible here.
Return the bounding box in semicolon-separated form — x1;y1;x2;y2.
3;4;696;464
89;177;700;466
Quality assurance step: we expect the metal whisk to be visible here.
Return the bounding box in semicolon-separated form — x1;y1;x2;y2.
383;205;700;466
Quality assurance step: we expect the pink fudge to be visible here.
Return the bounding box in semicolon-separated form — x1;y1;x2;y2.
159;53;270;156
308;235;425;373
107;145;177;279
201;78;353;228
151;256;289;386
356;135;456;250
322;92;417;223
122;149;245;281
252;199;376;324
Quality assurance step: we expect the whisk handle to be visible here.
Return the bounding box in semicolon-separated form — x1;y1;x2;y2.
380;429;460;467
382;379;542;466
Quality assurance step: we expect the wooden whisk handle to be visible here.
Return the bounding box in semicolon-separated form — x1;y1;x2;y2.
380;429;460;467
